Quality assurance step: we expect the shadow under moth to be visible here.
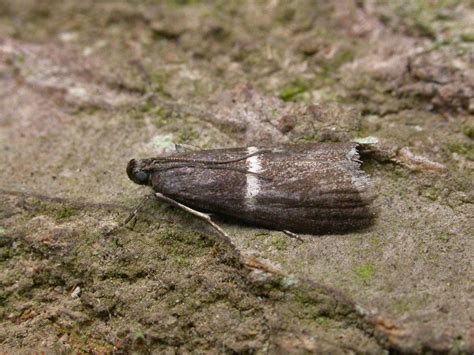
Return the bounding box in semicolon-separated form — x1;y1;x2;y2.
127;142;376;235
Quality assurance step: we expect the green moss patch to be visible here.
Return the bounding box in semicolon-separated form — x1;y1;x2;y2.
353;264;376;283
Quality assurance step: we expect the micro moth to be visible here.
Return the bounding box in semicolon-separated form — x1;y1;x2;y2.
127;143;376;234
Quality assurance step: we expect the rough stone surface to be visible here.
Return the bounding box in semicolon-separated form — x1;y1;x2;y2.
0;0;473;353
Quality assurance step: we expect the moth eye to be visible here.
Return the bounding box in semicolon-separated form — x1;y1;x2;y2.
127;159;150;185
134;170;149;185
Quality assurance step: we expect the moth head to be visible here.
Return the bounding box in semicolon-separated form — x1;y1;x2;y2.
127;159;150;186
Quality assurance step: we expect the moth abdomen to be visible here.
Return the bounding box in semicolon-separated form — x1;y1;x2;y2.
127;143;377;234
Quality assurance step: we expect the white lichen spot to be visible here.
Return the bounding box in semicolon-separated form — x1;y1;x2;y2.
281;276;299;289
355;304;371;316
71;286;81;298
150;134;175;152
353;136;379;145
68;86;87;98
58;32;78;42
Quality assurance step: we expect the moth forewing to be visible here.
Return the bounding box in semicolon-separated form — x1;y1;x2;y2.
127;143;376;234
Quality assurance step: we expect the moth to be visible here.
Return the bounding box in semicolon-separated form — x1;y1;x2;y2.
127;143;376;234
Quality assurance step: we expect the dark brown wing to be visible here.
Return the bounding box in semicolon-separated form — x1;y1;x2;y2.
147;143;376;234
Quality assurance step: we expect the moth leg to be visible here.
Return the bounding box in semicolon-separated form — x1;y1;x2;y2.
104;195;152;236
282;230;304;242
154;192;235;248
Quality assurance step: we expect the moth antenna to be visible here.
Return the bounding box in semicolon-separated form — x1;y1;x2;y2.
150;149;271;166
